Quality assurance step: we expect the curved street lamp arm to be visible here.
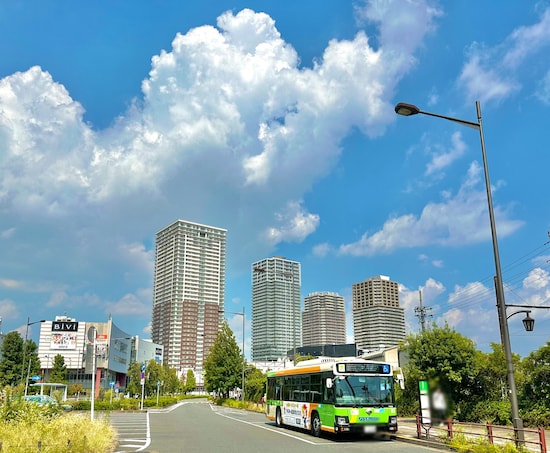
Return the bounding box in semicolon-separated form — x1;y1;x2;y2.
506;309;531;320
394;102;480;129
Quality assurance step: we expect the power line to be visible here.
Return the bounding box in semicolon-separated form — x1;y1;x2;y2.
414;290;432;331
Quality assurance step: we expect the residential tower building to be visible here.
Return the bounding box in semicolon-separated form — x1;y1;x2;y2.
302;292;346;347
352;275;405;352
251;257;301;361
151;220;226;386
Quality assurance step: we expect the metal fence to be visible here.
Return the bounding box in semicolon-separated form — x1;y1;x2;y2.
415;414;548;453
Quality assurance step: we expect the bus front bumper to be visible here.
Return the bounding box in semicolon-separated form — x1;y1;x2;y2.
334;415;398;434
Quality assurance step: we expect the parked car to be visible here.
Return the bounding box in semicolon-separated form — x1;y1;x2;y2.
23;395;58;406
23;394;72;411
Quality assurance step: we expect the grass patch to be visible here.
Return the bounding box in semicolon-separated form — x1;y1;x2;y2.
213;397;265;413
447;432;525;453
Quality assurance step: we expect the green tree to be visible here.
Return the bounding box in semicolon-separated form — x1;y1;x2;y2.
162;363;182;395
49;354;68;383
204;321;241;398
400;323;482;420
144;359;163;397
126;361;142;397
184;369;196;394
475;343;523;401
0;331;24;387
69;383;84;398
22;340;41;389
522;341;550;409
244;365;266;402
295;353;315;363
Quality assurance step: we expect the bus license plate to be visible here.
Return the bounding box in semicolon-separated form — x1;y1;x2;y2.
364;425;376;434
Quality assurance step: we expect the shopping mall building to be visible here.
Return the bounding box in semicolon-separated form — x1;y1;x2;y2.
36;315;163;397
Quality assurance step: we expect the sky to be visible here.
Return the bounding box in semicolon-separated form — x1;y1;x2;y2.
1;0;549;360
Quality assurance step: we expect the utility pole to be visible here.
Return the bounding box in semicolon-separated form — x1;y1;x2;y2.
414;290;432;332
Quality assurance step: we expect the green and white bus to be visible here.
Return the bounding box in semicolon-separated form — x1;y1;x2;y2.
265;357;401;437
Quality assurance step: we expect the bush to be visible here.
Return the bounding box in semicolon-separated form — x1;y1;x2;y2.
521;405;550;428
461;400;512;425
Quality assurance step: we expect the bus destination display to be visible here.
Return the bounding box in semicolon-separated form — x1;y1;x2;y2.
336;362;390;374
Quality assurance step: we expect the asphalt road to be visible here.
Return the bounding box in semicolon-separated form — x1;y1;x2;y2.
127;400;445;453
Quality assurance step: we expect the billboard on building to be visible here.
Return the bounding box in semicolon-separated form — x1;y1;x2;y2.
50;321;79;350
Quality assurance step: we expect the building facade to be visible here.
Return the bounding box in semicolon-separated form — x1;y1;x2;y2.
251;256;301;361
36;315;163;397
352;275;405;352
151;220;226;386
302;292;346;347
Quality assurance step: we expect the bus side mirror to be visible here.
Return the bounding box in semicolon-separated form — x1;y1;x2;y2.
326;378;333;389
395;373;405;390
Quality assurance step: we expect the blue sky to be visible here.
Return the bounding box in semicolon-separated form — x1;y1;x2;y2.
1;0;549;359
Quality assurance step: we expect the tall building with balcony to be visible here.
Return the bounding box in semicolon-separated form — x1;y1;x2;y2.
251;257;301;361
151;220;226;385
302;292;346;347
352;275;405;352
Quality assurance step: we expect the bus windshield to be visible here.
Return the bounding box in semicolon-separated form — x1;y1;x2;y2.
334;375;395;406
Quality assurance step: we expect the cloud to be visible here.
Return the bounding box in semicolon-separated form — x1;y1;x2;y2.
47;290;68;307
338;161;524;256
523;267;549;290
425;131;467;176
535;70;550;104
0;6;442;330
106;291;151;317
0;228;15;239
458;6;550;103
0;299;18;322
312;242;332;258
0;8;432;243
0;278;23;289
263;201;320;246
355;0;442;54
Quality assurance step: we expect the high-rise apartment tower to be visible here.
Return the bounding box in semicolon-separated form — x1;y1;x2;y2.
251;257;301;361
151;220;226;385
352;275;405;352
302;292;346;347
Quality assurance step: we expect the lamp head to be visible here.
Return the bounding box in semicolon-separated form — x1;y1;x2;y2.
522;313;535;332
394;102;421;116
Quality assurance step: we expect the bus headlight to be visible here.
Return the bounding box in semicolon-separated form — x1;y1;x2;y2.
336;416;349;426
389;416;397;426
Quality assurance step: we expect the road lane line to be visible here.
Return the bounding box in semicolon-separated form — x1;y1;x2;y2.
136;410;151;451
213;409;328;445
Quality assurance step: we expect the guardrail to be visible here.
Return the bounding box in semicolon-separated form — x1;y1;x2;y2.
415;414;547;453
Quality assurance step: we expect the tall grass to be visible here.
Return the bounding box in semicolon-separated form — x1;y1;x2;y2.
0;387;117;453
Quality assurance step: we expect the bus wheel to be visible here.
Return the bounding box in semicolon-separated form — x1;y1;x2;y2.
275;408;283;427
311;412;321;437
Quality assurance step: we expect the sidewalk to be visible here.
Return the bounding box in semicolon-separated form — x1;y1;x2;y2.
395;418;450;450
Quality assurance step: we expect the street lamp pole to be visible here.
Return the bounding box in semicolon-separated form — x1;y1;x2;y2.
395;101;524;440
20;317;45;384
87;326;97;421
